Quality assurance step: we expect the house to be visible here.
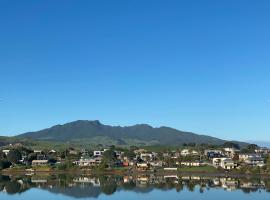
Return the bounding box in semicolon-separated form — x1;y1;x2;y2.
244;157;265;167
68;149;79;155
171;152;181;159
177;161;204;167
134;149;147;155
93;151;103;157
207;152;225;159
191;150;199;156
149;161;163;167
255;147;269;155
93;149;109;157
223;148;240;158
34;150;42;154
238;154;261;162
122;161;130;167
2;149;10;155
181;149;190;156
32;160;48;166
140;153;154;161
213;157;237;170
74;157;102;166
49;150;57;154
136;162;150;170
204;149;223;155
181;149;199;156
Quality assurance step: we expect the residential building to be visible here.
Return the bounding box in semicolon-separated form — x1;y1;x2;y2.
213;157;237;170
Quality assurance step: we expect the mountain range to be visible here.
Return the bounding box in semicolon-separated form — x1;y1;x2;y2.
14;120;245;147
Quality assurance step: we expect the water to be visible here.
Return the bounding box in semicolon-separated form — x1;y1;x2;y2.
0;174;269;200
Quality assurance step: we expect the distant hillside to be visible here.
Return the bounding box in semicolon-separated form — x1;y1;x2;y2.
16;120;237;146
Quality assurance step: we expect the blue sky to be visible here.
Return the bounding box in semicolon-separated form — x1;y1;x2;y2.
0;0;270;142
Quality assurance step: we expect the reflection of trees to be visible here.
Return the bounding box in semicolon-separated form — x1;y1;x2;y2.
122;181;136;190
1;174;270;196
99;176;117;195
186;180;196;192
265;180;270;192
175;182;184;192
5;181;21;194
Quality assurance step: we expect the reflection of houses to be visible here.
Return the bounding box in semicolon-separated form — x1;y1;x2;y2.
213;158;237;170
136;175;149;185
240;181;266;189
32;160;48;166
73;177;100;187
220;178;238;191
31;177;48;183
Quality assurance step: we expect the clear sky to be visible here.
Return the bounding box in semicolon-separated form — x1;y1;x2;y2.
0;0;270;142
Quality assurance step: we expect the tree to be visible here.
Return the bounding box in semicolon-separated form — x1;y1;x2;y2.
7;149;22;164
241;144;258;153
100;149;117;169
100;176;117;195
5;181;21;194
27;153;37;162
0;151;6;159
0;160;12;170
123;150;136;160
223;142;240;149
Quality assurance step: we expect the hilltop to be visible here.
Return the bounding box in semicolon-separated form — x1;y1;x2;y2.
14;120;243;147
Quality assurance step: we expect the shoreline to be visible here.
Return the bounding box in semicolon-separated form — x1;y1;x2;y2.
1;168;270;178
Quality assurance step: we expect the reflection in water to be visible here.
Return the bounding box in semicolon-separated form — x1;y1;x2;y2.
0;174;270;198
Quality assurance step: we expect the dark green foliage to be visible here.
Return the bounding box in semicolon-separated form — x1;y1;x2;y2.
7;149;22;164
27;153;37;162
223;142;240;149
16;120;246;146
0;151;6;159
56;163;68;170
123;150;136;160
241;144;258;153
5;181;21;194
100;176;117;195
0;160;12;170
101;149;117;168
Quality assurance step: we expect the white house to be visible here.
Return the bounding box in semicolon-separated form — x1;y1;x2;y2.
238;154;261;162
2;149;10;155
181;149;190;156
213;157;237;170
244;157;265;167
140;153;154;161
177;161;203;167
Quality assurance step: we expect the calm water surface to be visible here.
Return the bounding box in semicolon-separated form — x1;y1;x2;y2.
0;174;269;200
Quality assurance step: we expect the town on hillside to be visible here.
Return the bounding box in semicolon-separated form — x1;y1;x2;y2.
0;142;270;174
